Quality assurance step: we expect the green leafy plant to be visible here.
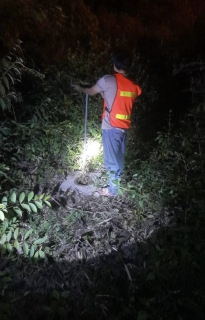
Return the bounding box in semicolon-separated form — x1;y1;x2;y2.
0;42;25;112
0;190;51;258
124;105;205;224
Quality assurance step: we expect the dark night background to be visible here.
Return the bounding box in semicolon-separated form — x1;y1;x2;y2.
1;0;204;130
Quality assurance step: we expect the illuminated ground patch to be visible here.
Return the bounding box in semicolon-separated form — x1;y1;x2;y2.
60;171;101;195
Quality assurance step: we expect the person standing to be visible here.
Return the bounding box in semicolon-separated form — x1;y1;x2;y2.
74;50;142;196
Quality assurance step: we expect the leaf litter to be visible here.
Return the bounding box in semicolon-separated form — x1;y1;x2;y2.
1;178;174;319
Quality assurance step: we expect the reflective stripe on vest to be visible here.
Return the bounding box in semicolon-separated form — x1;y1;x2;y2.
120;91;136;98
116;114;131;120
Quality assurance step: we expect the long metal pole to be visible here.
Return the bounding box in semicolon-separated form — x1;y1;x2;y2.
83;94;88;169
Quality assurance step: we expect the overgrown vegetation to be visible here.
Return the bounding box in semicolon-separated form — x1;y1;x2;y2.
0;0;205;319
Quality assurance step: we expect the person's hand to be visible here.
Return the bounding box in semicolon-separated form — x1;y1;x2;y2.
73;84;81;92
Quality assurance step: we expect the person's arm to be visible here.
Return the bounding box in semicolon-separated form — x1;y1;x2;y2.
73;84;102;96
99;91;104;98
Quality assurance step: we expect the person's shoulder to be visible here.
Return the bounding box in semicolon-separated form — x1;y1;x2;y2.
97;75;116;89
127;76;142;95
126;75;137;83
99;74;115;81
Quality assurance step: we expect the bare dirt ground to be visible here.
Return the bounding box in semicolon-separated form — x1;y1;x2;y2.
2;176;204;320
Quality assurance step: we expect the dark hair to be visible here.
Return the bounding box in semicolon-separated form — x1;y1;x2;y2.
112;50;132;73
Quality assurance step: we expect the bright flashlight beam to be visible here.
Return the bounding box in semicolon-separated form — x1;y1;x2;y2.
79;139;101;169
82;94;89;169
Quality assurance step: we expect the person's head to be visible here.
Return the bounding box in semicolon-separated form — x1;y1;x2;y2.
112;50;132;74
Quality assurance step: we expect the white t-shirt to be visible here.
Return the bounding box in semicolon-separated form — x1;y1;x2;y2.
96;75;117;129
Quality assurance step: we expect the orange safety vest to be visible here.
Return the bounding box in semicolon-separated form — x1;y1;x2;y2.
102;73;142;129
